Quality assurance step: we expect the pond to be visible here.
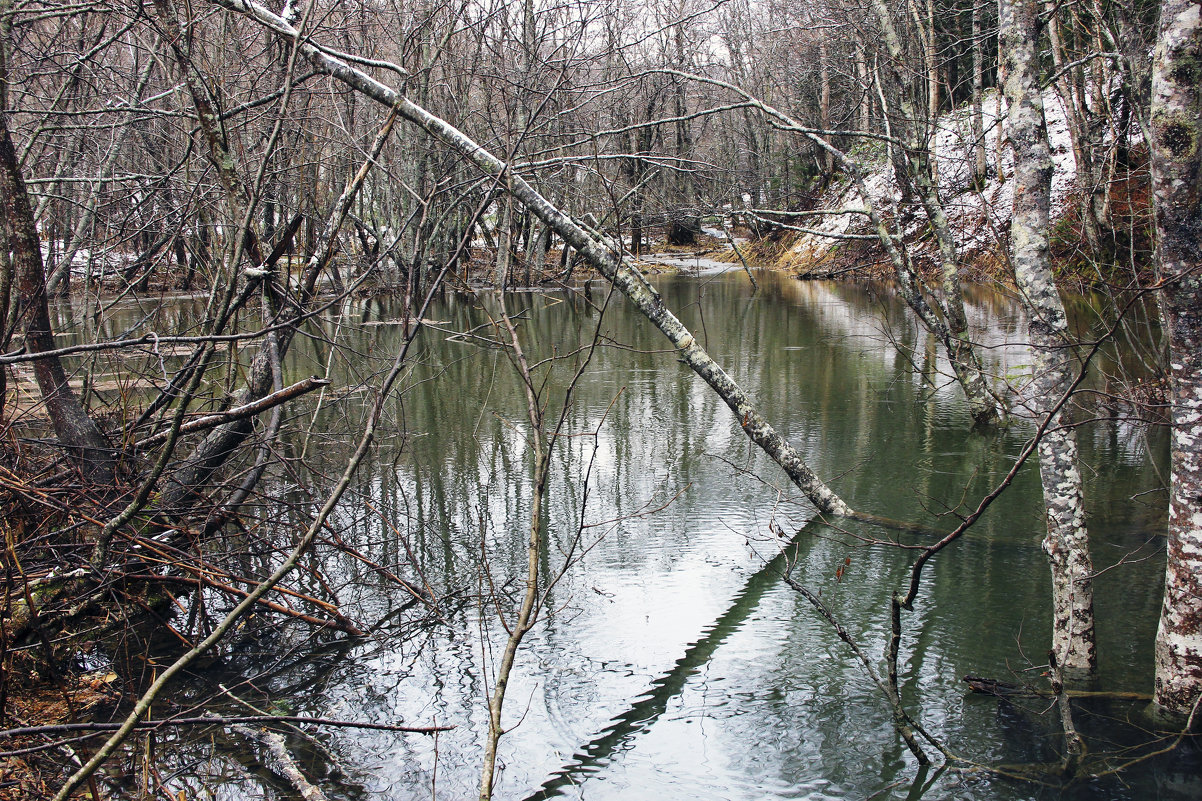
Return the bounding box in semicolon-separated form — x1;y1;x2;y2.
76;270;1188;799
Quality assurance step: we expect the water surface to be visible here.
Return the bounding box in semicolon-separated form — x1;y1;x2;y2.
84;272;1181;799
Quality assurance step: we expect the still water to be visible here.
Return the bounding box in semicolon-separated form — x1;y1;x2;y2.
90;271;1187;799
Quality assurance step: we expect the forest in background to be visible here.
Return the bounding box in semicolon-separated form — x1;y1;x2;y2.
0;0;1162;293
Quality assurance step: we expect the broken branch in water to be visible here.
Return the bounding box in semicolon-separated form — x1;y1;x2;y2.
134;376;330;450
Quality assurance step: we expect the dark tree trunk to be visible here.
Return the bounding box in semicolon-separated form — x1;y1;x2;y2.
0;109;115;483
666;216;701;246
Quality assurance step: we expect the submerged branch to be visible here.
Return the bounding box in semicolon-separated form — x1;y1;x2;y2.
780;569;933;765
1;715;451;740
134;376;329;451
228;722;331;801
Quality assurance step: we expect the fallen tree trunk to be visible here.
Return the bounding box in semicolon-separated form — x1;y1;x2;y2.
134;377;329;451
963;675;1152;701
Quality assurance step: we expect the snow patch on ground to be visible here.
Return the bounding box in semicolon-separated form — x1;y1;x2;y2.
782;88;1080;272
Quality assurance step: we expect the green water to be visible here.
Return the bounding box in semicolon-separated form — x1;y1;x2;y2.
75;271;1186;799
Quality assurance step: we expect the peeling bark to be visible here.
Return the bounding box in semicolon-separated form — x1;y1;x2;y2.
1001;0;1097;674
1150;0;1202;718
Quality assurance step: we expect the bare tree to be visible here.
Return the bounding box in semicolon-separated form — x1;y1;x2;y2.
0;0;1191;795
1;106;116;483
868;0;1005;426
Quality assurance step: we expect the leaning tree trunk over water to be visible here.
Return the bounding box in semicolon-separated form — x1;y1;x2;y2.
1001;0;1097;675
211;0;854;520
1149;0;1202;719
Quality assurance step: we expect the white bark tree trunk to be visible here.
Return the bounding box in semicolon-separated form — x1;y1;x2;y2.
856;43;870;134
819;36;833;175
1001;0;1097;674
1149;0;1202;718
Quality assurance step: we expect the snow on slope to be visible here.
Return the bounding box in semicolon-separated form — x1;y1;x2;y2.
781;88;1080;273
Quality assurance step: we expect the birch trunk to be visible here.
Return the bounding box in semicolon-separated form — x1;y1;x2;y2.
819;36;833;175
496;192;513;288
856;43;870;134
1001;0;1097;674
1045;6;1108;259
1149;0;1202;718
970;2;988;186
925;0;939;121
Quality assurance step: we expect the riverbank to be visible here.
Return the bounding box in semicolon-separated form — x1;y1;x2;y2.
691;88;1154;291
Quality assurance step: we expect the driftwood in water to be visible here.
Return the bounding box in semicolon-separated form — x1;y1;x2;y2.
228;722;330;801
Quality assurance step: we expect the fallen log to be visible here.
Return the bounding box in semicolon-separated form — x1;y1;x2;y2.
0;714;452;741
134;376;330;450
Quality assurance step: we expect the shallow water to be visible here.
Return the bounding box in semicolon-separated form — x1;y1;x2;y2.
80;272;1184;799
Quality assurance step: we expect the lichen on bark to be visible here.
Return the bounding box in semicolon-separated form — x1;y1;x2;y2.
1150;0;1202;719
1001;0;1097;674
